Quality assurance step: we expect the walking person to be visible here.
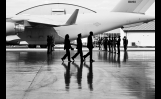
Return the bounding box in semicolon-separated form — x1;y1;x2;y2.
71;33;84;62
83;31;95;62
123;36;128;51
116;36;121;54
61;34;74;62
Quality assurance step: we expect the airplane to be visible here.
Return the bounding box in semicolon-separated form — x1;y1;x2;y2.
6;0;155;48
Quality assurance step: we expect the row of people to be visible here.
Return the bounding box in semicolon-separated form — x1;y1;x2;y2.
98;36;128;53
61;31;94;62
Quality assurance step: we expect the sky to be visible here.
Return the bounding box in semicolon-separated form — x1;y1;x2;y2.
6;0;155;16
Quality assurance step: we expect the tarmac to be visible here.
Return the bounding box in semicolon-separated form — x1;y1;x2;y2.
6;48;155;99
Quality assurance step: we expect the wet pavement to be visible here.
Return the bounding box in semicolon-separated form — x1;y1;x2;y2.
6;50;155;99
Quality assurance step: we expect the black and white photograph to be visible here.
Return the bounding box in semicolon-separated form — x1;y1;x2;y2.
6;0;155;99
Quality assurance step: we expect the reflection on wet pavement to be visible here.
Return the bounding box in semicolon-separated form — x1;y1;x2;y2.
6;50;155;99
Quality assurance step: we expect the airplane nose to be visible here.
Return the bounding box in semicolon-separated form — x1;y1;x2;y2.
6;22;15;36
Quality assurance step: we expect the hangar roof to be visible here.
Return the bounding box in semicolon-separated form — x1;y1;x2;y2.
123;21;155;31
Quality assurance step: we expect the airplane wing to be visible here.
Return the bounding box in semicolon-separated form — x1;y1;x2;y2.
122;22;144;28
6;9;79;27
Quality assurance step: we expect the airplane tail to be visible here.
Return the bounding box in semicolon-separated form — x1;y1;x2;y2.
111;0;155;14
66;9;79;25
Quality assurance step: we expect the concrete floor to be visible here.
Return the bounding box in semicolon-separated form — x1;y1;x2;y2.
6;50;155;99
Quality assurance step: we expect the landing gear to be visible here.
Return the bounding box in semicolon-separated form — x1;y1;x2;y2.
40;45;47;48
28;45;36;48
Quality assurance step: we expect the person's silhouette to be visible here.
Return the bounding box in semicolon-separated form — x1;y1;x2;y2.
117;36;121;54
61;34;73;62
72;62;83;89
84;62;93;91
113;36;117;53
117;52;121;67
62;62;71;91
103;37;108;51
47;54;52;71
108;36;111;52
111;37;114;53
72;33;83;62
123;36;128;51
123;51;128;62
83;31;95;62
47;35;51;54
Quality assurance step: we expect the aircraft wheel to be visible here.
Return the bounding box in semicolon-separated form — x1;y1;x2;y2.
28;45;36;48
40;45;47;48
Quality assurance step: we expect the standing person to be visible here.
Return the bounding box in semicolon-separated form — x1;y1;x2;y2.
49;35;52;53
71;33;84;62
83;31;95;62
98;37;102;50
104;37;108;51
61;34;73;62
51;35;55;51
47;35;51;54
116;36;121;54
123;36;128;51
111;37;114;53
108;36;111;52
113;36;117;53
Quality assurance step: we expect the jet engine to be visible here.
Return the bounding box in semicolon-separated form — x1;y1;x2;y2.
6;22;25;36
6;40;20;45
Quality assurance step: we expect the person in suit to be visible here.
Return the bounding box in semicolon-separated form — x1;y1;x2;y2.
51;35;55;51
123;36;128;51
113;36;117;53
61;34;73;62
108;36;111;52
111;37;114;53
83;31;95;62
71;33;83;62
103;37;108;51
47;35;51;54
116;36;121;54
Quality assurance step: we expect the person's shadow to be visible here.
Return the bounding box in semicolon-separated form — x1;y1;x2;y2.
123;51;128;62
72;62;83;89
62;62;71;91
117;52;121;67
84;62;93;91
47;54;52;71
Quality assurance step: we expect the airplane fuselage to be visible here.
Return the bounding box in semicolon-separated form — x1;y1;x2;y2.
6;12;154;45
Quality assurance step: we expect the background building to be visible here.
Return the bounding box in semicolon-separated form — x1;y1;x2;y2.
90;21;155;47
123;21;155;47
